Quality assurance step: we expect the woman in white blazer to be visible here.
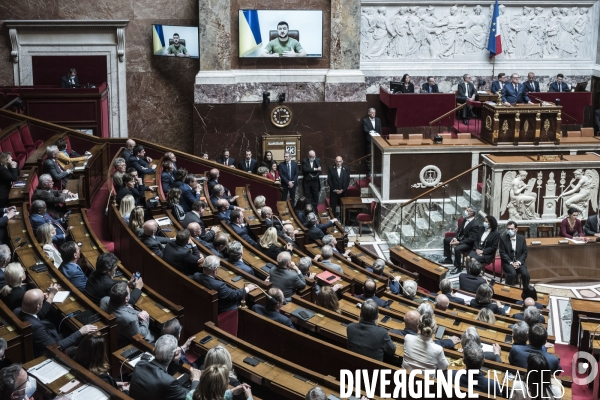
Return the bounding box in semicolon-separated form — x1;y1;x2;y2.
36;223;63;267
402;313;449;371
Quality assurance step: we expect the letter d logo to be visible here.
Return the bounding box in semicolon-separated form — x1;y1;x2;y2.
573;351;598;386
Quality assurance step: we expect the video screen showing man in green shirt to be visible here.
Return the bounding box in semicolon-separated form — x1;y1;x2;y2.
166;33;190;57
260;21;307;57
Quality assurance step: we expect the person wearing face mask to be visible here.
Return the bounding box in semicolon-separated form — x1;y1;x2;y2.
442;206;480;274
0;364;37;400
465;215;500;267
498;220;530;287
84;252;144;305
60;67;80;88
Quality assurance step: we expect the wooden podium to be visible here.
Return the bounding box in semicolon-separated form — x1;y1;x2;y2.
480;102;562;146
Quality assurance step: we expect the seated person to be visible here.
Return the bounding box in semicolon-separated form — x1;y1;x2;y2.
188;365;252;400
100;281;155;346
85;252;144;305
453;344;504;396
36;223;63;267
181;200;219;243
461;326;502;362
206;232;229;258
584;209;600;237
316;285;342;313
116;173;146;208
29;200;71;245
514;305;545;324
470;284;505;316
161;318;198;368
227;240;255;275
391;310;458;350
0;263;29;311
161;160;175;194
127;167;156;194
465;215;500;266
258;227;293;261
295;201;312;226
207;168;231;195
55;138;88;170
312;245;343;275
366;258;400;295
511;352;563;399
251;287;295;329
306;213;337;243
438;278;465;304
167;188;185;221
509;323;561;373
140;220;170;257
164;151;177;171
459;259;494;293
490;72;507;94
261;206;289;233
548;73;570;92
442;206;479;274
58;241;87;291
281;223;300;249
43;145;74;188
475;308;496;325
257;166;269;178
322;234;352;258
112;157;127;190
119;195;135;224
402;279;423;303
172;168;188;190
516;294;544;310
229;210;258;247
162;229;205;277
129;208;145;238
216;199;232;221
32;173;76;216
180;174;202;213
253;195;266;209
211;184;238;209
192;255;257;313
354;278;388;308
187;222;210;247
268;252;306;302
346;299;396;361
402;313;448;371
128;145;156;181
560;207;584;238
434;294;449;311
17;288;97;357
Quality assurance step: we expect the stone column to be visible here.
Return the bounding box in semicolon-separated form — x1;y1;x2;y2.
199;0;231;71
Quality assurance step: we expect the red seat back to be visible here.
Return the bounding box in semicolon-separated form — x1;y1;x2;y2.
19;124;43;148
217;309;238;336
65;136;73;153
29;173;39;206
10;133;32;157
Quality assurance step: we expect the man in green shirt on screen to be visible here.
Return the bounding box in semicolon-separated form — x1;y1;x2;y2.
260;21;307;57
166;33;190;57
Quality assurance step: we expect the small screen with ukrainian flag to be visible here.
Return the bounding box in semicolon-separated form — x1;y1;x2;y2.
239;10;323;58
152;25;199;58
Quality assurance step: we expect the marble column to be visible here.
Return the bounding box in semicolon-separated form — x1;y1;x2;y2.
330;0;361;70
199;0;231;71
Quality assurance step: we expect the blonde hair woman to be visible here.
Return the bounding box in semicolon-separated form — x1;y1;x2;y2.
0;263;27;310
476;307;497;325
35;223;63;267
188;365;253;400
402;313;449;371
258;227;292;260
119;195;135;224
128;207;145;237
203;345;240;386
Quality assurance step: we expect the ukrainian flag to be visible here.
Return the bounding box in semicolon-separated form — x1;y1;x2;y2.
239;10;262;57
153;25;166;55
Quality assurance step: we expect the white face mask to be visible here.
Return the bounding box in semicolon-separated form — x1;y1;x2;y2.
18;377;37;399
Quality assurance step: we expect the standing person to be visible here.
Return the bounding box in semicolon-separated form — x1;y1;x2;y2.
498;220;530;287
261;151;274;168
523;72;540;93
456;74;477;125
278;152;298;206
490;73;507;94
238;149;258;174
0;152;19;210
301;150;322;209
362;108;381;171
327;156;350;218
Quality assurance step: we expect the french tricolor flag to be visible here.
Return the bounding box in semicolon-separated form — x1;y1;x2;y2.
487;0;502;58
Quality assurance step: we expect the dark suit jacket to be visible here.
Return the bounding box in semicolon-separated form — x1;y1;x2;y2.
441;291;466;305
60;75;80;88
456;82;476;101
278;161;299;187
129;359;198;400
470;299;506;316
471;228;501;265
307;225;325;243
128;156;155;180
455;218;480;247
230;222;258;247
161;171;175;193
141;234;170;257
215;157;236;166
549;81;570;92
32;188;66;216
354;293;389;308
179;184;200;213
421;83;439;93
3;286;26;311
502;83;531;104
452;370;503;397
161;242;201;276
17;302;82;357
84;271;142;305
362;117;382;141
238;158;258;174
301;157;322;185
524;80;540;93
252;304;295;329
514;312;545;323
116;185;144;207
327;165;351;193
398;82;414;93
499;234;527;267
181;212;215;242
509;344;561;373
389;327;455;349
268;267;306;300
490;80;505;94
0;165;19;209
43;158;71;186
347;320;396;361
30;213;66;244
192;273;244;313
260;243;289;261
584;215;600;235
459;274;489;294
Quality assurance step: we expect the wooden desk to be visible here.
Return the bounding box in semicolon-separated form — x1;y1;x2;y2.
386;138;486;147
236;186;262;237
571;298;600;346
389;245;447;292
340;197;367;225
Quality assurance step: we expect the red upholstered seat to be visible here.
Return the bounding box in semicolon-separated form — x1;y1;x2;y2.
357;201;377;234
477;182;483;193
316;203;327;213
10;133;34;158
356;177;370;188
218;309;238;336
19;124;43;148
29;173;39;206
346;186;360;197
0;137;26;169
444;217;464;238
357;213;372;222
484;255;502;279
418;286;430;294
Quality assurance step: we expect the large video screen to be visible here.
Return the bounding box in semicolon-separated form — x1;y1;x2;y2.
239;10;323;58
152;25;199;58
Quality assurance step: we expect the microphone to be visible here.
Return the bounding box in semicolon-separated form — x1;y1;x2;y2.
12;241;27;262
58;311;79;334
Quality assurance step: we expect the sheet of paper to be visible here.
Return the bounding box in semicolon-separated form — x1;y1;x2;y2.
27;359;69;384
451;292;475;303
361;198;376;204
155;217;171;227
52;291;70;303
128;352;155;367
481;343;494;353
65;194;79;202
67;384;109;400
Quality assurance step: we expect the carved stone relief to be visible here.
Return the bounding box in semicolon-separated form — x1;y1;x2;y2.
360;5;593;60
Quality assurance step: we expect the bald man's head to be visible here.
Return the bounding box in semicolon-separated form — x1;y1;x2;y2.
187;222;201;237
363;279;377;297
143;220;158;236
126;139;135;149
22;289;44;314
404;310;420;331
523;297;535;307
436;294;449;311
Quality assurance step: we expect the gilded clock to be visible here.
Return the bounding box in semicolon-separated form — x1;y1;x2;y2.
271;105;292;128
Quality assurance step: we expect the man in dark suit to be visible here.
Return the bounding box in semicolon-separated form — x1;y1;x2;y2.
453;344;504;396
227;240;255;275
327;156;351;218
193;256;257;313
490;72;507;94
509;323;561;373
29;200;70;245
459;260;494;293
438;278;465;305
346;299;396;361
43;145;74;188
141;221;170;257
229;209;258;247
237;149;258;174
215;149;236;167
207;168;232;197
161;229;204;277
362;108;382;164
161;160;175;193
179;174;201;213
305;212;336;243
548;73;570;92
60;68;80;88
354;279;388;308
251;288;295;329
456;74;477;124
523;72;541;93
32;173;76;216
499;220;530;287
216;199;232;221
584;210;600;237
421;76;439;93
281;224;300;249
269;252;306;301
301;150;322;208
122;139;136;164
17;288;97;357
278;152;299;206
129;334;200;400
442;206;479;274
502;73;533;106
513;306;545;324
128;145;156;181
0;245;11;288
181;200;218;242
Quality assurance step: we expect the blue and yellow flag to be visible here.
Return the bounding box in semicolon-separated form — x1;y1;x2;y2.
239;10;262;57
153;25;166;55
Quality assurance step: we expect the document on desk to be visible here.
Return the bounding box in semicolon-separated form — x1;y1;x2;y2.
67;384;109;400
155;217;171;227
481;343;494;353
361;198;376;204
65;194;79;202
128;352;155;367
74;162;88;171
27;359;69;384
452;292;475;303
52;291;70;303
